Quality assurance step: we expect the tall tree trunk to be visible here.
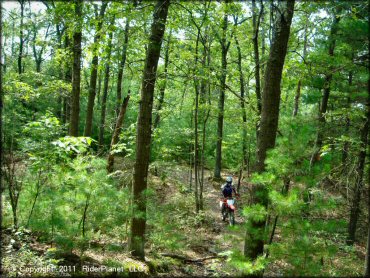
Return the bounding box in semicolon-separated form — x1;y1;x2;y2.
310;10;341;166
252;0;263;115
107;94;130;173
99;17;115;148
347;66;370;246
84;2;108;137
342;69;352;165
234;34;248;168
63;34;72;125
366;154;370;275
214;2;230;179
128;0;170;260
69;0;83;137
292;23;308;117
199;33;211;211
244;0;294;261
0;2;3;229
116;19;130;117
18;0;25;75
153;30;171;130
193;30;201;213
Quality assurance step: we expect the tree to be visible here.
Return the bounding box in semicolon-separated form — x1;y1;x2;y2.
98;16;115;148
153;30;171;130
84;2;108;137
128;0;170;260
310;7;341;166
252;0;263;115
214;0;231;179
17;0;25;74
69;0;83;137
107;94;130;173
244;0;295;260
115;18;130;117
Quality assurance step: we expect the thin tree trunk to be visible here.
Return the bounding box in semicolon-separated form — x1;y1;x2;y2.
199;34;211;211
69;0;83;137
252;0;263;115
214;2;230;179
292;23;307;117
366;158;370;275
18;0;25;75
99;16;115;148
234;34;248;168
107;94;130;173
84;2;108;137
129;0;170;260
116;19;130;117
342;70;352;166
193;30;201;213
245;0;295;261
194;77;200;213
26;170;42;227
63;34;72;125
97;71;102;105
153;30;171;130
310;10;341;166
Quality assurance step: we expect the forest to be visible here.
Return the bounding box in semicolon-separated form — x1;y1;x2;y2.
0;0;369;276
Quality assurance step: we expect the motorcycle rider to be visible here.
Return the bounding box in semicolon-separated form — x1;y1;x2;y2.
220;176;238;220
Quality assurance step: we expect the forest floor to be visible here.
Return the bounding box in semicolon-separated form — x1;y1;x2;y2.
1;159;367;277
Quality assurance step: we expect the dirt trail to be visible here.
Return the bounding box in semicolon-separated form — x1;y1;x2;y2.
168;169;247;276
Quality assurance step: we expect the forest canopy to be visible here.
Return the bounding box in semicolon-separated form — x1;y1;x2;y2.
0;0;369;277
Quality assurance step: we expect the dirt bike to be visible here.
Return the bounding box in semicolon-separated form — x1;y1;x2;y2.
220;197;236;226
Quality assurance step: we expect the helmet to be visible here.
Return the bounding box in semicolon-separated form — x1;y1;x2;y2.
226;176;232;183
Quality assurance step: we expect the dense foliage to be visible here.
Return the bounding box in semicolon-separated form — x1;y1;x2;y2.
1;0;369;276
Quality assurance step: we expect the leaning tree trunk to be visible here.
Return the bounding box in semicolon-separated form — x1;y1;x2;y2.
69;0;83;137
99;16;115;148
128;0;170;260
107;94;130;173
84;2;108;137
244;0;295;261
214;2;230;179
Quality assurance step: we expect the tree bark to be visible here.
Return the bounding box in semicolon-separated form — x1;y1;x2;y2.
107;94;130;173
245;0;295;261
84;2;108;137
128;0;170;260
214;1;230;179
347;62;370;246
99;16;115;148
0;2;3;227
69;0;83;137
116;19;130;117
